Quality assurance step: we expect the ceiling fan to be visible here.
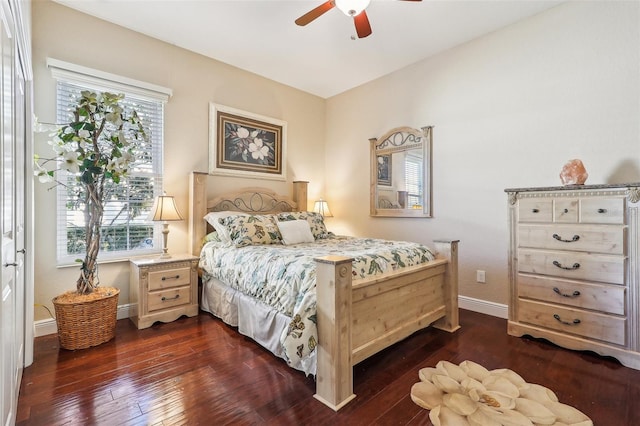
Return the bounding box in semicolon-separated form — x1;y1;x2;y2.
295;0;422;39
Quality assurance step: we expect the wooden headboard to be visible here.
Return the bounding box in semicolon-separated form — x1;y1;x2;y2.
188;171;308;255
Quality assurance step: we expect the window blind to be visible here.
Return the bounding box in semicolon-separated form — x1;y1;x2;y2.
54;80;165;265
405;154;423;208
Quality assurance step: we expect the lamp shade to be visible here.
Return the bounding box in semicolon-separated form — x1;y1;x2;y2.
313;199;333;218
149;195;184;222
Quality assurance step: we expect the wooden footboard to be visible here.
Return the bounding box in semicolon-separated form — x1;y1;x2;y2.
313;239;460;410
188;172;459;411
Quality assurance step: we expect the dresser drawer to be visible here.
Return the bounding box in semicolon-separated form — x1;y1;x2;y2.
518;274;625;315
518;198;553;222
518;248;624;285
518;299;625;346
553;199;578;223
148;266;192;291
580;197;624;224
518;224;624;254
148;286;191;312
518;197;624;224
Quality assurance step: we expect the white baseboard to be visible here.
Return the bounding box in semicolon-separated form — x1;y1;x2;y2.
459;296;508;319
34;303;136;338
34;298;505;338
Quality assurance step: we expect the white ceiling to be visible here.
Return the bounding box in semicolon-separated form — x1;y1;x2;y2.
53;0;563;98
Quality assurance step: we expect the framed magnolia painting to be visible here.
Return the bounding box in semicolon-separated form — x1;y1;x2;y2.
209;103;287;181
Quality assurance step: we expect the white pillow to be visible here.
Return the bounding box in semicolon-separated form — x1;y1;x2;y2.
204;211;248;244
277;219;315;245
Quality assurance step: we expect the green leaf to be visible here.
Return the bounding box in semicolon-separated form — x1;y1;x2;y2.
81;173;93;185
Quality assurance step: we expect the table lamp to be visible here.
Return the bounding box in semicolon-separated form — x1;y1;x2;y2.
149;194;183;258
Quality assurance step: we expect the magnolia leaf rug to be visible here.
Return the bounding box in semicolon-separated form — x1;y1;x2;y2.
410;360;593;426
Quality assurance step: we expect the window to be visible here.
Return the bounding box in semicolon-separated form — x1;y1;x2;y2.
48;59;172;264
405;153;423;208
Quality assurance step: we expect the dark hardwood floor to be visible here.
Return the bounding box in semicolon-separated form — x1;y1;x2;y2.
17;309;640;425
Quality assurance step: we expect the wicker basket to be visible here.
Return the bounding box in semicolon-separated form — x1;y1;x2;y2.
53;287;120;350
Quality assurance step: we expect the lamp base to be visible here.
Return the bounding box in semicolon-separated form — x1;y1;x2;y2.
159;223;171;259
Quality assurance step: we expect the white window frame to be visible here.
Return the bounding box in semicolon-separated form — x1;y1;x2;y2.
47;59;172;265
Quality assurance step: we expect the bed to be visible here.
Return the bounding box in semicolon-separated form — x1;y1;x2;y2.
188;171;460;410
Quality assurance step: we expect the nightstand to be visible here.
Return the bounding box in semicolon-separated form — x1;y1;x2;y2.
129;254;199;329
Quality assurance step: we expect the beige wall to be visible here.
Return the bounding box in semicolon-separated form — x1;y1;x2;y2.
32;0;326;320
325;1;640;306
32;1;640;321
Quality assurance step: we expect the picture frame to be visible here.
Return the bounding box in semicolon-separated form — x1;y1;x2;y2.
209;103;287;181
377;154;392;186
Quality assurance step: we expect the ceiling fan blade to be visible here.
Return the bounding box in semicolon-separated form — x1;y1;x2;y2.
295;1;335;26
354;10;372;38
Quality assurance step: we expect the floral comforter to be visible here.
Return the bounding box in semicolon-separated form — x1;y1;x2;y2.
199;235;435;375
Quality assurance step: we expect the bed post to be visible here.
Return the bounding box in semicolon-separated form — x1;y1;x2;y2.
432;239;461;332
314;255;356;411
293;180;308;212
189;171;207;256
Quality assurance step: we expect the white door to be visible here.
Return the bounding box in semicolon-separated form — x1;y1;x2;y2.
0;2;24;423
12;44;26;408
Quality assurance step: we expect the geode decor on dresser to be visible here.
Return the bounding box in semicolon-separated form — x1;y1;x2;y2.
559;159;588;185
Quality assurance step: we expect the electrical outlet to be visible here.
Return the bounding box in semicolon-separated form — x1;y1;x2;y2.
476;270;486;283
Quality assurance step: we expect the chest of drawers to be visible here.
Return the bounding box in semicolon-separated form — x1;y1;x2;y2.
129;254;199;329
505;184;640;369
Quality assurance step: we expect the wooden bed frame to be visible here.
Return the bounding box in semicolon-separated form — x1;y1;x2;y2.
188;171;460;410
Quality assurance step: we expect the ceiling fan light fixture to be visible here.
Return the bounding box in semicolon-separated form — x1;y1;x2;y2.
335;0;371;17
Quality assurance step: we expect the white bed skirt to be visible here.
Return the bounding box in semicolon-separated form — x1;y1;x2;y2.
200;276;317;376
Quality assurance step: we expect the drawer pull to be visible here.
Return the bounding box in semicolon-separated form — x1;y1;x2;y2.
161;275;180;281
553;314;581;326
552;260;580;270
597;208;607;214
161;294;180;302
563;208;569;213
532;208;539;213
552;233;580;243
553;287;581;298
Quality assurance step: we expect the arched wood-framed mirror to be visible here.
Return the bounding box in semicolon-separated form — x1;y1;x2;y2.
370;126;433;218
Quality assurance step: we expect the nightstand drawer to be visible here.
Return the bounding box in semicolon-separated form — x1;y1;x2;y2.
518;299;625;346
129;254;199;329
148;286;191;312
148;266;192;291
518;274;625;315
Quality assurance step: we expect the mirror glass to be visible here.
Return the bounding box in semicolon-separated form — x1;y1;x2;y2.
370;126;432;218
